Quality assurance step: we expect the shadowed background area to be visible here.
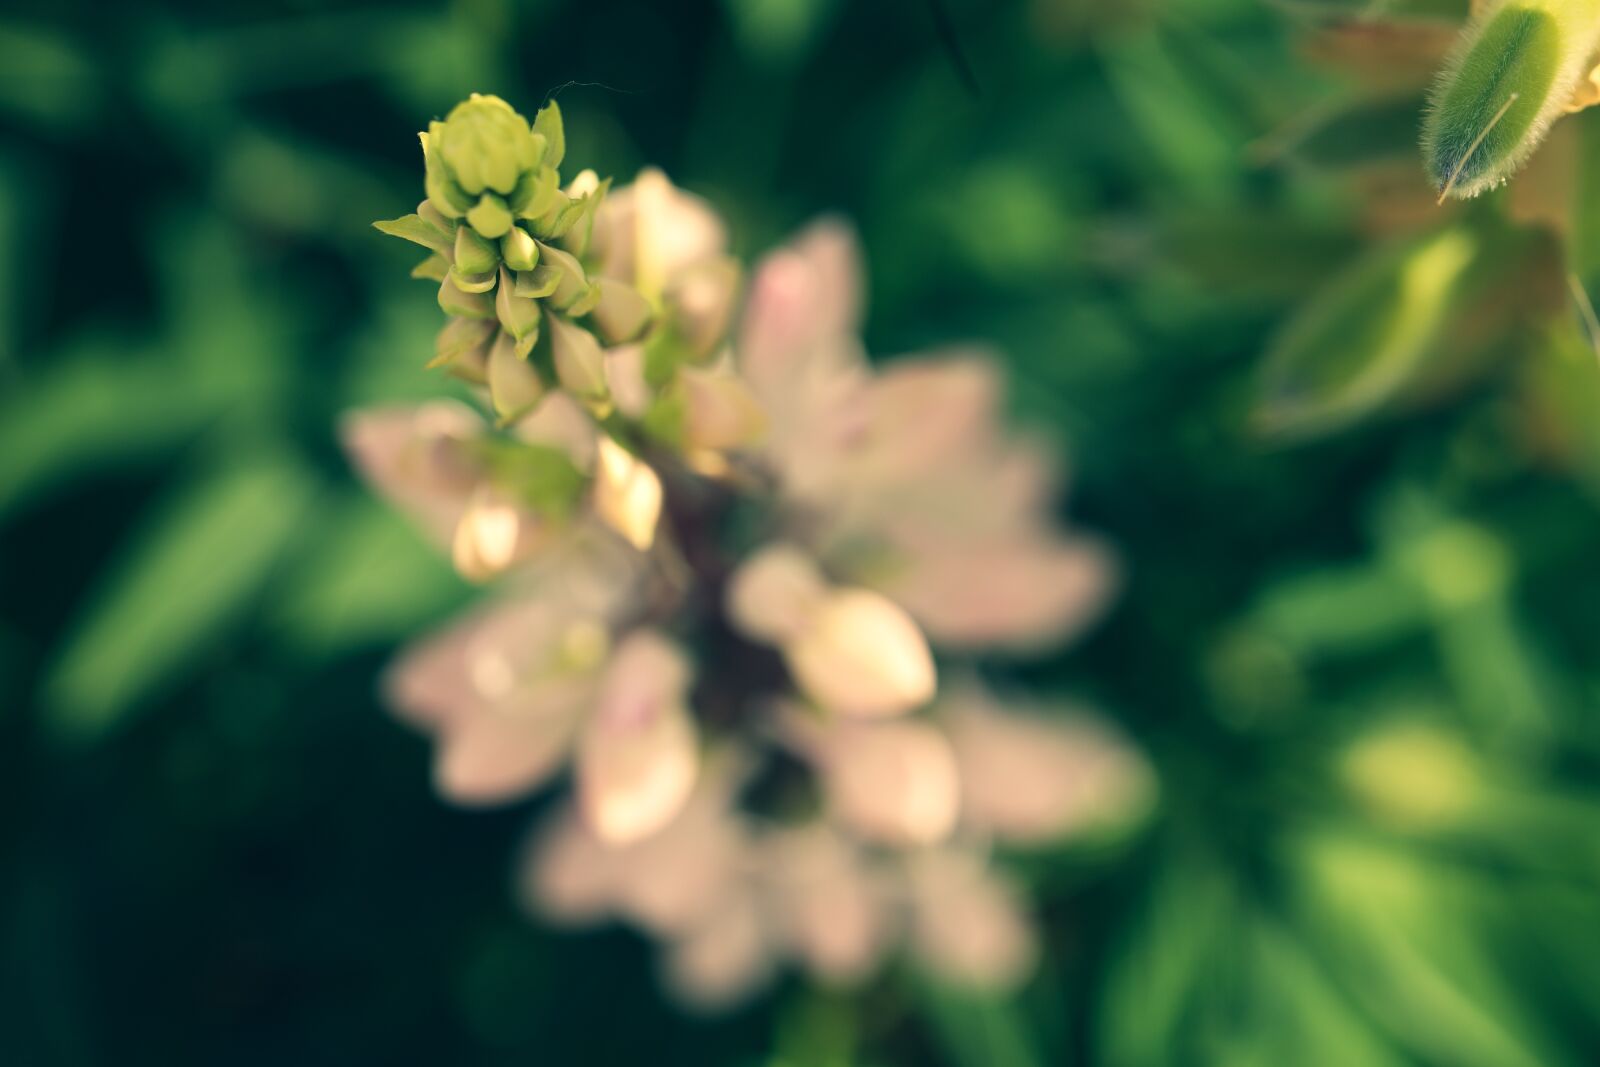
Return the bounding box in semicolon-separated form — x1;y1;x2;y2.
4;0;1600;1064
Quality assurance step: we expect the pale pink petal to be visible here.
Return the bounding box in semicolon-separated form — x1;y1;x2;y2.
725;543;828;644
907;850;1037;990
765;825;893;983
678;366;768;452
785;589;936;717
882;536;1116;651
819;719;960;845
340;401;483;546
577;631;699;844
945;686;1149;843
450;488;548;582
603;344;652;419
661;888;772;1012
593;168;727;301
434;675;590;806
854;356;1001;481
521;806;623;926
739;221;863;384
513;391;599;470
610;790;749;935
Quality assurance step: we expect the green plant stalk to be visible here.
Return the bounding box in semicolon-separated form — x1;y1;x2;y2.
1424;0;1600;199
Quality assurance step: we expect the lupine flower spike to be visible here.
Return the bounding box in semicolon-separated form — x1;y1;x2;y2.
352;93;1150;1008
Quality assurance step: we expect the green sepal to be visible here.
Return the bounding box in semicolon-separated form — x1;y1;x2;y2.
643;326;691;389
448;266;498;294
374;213;453;255
565;282;603;318
429;317;496;369
411;253;450;281
533;100;565;169
515;266;562;300
641;387;687;449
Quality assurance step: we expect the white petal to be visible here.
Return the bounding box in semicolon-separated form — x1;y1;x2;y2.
820;719;960;845
907;850;1037;990
785;589;936;717
725;543;827;644
661;889;771;1013
592;436;663;552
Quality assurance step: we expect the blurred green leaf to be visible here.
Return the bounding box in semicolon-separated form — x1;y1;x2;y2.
45;449;318;738
916;976;1045;1067
270;493;465;652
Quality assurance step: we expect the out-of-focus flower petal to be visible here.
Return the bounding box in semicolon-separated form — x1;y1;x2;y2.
603;344;652;419
906;849;1037;990
944;685;1149;843
765;825;892;983
434;676;589;805
593;167;727;303
816;719;960;845
667;257;741;359
514;391;599;470
593;436;663;552
578;630;699;844
522;755;751;934
522;806;620;925
881;536;1116;651
450;489;545;582
726;543;828;644
340;402;483;545
739;221;863;382
609;787;748;935
679;366;768;452
661;887;771;1012
785;589;936;717
853;356;1001;482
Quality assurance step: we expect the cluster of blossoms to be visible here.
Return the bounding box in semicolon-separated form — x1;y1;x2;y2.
347;94;1150;1008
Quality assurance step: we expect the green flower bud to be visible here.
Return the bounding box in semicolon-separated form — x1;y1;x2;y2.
495;267;542;351
467;194;515;239
549;313;610;403
422;126;474;219
535;241;591;309
501;226;540;272
589;278;654;344
454;224;499;276
1424;0;1600;199
488;329;545;424
436;93;542;197
510;166;562;219
429;317;496;370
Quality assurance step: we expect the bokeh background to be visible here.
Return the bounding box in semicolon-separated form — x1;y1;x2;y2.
5;0;1600;1063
